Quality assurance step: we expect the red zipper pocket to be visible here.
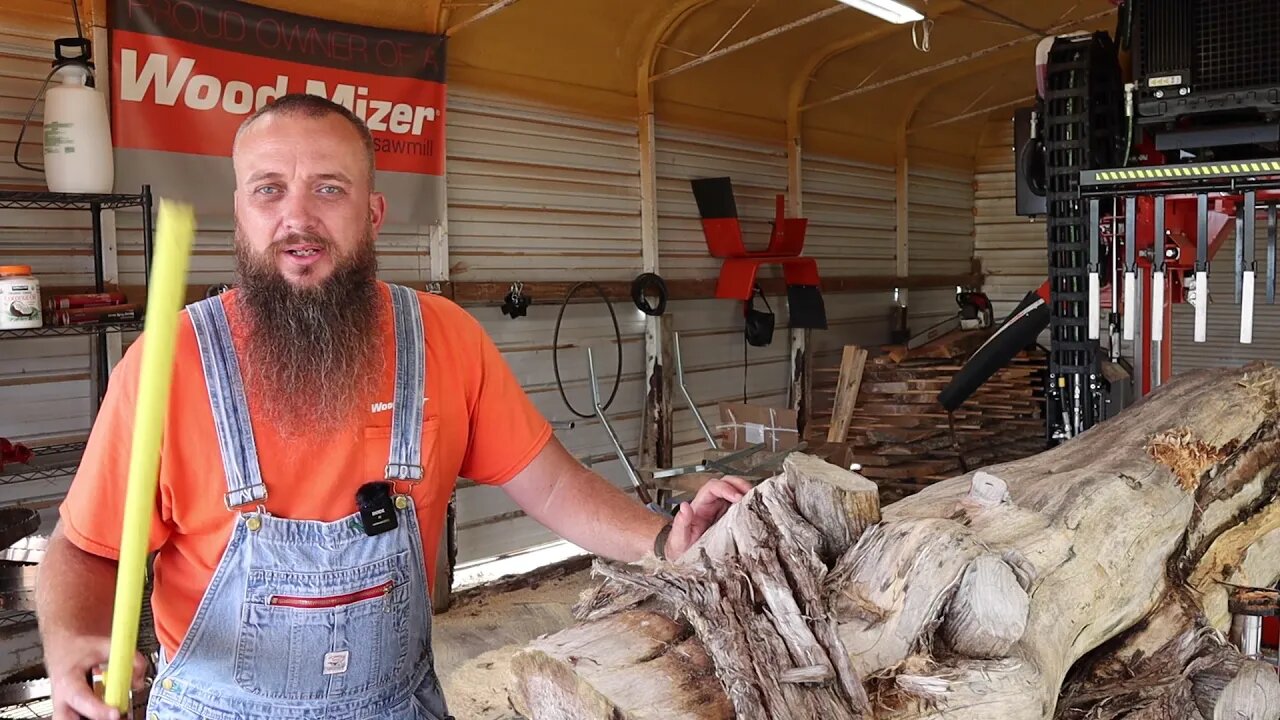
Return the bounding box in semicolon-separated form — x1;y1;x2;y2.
269;580;394;609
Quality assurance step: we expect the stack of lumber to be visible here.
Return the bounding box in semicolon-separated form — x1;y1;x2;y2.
809;330;1047;498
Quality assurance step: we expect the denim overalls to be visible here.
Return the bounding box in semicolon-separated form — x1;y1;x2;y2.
144;284;451;720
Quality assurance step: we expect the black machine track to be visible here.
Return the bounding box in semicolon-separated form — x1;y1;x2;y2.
1041;33;1123;440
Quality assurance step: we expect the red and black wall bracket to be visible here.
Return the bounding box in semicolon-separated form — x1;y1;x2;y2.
690;176;827;330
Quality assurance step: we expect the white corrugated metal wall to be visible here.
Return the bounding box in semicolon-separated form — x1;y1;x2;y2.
445;91;645;562
974;115;1046;318
800;154;899;367
654;134;977;468
1171;214;1280;373
909;165;976;330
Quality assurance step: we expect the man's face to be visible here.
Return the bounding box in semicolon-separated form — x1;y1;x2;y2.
232;112;386;287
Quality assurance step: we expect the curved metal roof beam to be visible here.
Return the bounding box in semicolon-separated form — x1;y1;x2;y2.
801;7;1115;113
445;0;524;36
426;0;444;33
787;0;971;128
637;0;721;109
909;92;1034;133
905;54;1033;133
650;4;852;84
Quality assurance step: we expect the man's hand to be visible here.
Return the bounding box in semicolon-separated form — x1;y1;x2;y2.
503;439;754;564
664;476;754;559
46;634;148;720
37;527;151;720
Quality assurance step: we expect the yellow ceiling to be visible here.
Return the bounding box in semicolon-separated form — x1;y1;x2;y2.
12;0;1121;169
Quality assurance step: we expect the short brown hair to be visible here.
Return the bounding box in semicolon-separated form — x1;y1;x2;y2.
233;93;377;187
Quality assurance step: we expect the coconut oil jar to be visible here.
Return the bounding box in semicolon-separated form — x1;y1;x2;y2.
0;266;43;330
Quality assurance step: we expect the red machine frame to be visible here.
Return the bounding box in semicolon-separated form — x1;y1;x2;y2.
1104;191;1280;396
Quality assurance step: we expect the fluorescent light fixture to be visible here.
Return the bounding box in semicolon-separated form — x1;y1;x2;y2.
837;0;925;24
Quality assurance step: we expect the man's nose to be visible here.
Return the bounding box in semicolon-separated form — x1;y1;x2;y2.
278;189;320;236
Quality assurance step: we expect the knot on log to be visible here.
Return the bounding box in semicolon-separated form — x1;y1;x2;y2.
940;554;1030;658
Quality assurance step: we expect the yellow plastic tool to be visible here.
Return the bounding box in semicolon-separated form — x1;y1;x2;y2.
103;200;196;712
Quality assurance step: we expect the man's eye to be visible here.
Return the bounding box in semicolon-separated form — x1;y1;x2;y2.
254;186;279;195
318;185;342;194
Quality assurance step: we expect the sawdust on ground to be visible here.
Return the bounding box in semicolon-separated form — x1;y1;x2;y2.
435;567;597;720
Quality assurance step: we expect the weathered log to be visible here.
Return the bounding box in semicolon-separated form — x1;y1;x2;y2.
511;458;881;719
507;610;732;720
509;363;1280;720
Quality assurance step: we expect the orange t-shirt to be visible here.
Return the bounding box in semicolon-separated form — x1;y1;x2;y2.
59;283;552;658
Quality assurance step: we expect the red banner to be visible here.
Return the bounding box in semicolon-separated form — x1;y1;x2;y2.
108;0;447;223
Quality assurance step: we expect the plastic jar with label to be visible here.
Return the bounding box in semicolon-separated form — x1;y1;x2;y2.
0;266;43;330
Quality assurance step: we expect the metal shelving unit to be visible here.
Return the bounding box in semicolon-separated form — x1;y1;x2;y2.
0;191;155;212
0;320;144;339
0;186;153;413
0;189;156;718
0;188;154;514
0;443;86;486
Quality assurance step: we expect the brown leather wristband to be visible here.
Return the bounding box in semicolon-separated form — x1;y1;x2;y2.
653;521;674;560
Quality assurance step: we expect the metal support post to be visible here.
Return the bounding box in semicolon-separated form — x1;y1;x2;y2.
142;185;154;282
1268;203;1277;304
1151;196;1166;388
1227;585;1278;663
1240;191;1257;344
1194;193;1209;343
1123;195;1137;341
1088;197;1102;340
91;202;108;416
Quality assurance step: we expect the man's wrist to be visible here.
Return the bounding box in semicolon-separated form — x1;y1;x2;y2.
652;520;674;560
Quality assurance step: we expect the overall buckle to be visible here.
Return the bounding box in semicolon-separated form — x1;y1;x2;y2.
384;463;423;497
384;463;424;482
223;484;268;511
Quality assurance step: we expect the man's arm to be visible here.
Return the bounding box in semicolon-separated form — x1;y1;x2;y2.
500;437;751;562
35;329;156;719
442;297;750;560
36;525;148;720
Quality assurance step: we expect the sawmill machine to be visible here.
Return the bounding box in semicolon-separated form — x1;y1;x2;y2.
942;0;1280;444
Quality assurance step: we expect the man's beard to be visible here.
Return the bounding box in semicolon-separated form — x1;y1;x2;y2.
233;227;384;441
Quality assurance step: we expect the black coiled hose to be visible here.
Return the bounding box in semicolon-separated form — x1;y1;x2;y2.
552;282;623;419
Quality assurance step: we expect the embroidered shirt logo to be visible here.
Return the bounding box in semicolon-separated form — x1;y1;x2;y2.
371;398;427;413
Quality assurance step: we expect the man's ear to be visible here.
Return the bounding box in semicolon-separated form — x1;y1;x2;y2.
369;192;387;233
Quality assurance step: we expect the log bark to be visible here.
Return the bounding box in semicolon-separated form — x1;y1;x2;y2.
509;364;1280;720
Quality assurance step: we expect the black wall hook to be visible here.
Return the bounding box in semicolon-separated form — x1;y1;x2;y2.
501;282;531;318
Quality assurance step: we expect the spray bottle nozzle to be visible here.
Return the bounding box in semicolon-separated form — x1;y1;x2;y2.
53;37;92;65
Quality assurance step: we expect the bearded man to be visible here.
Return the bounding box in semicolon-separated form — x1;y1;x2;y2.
35;93;750;720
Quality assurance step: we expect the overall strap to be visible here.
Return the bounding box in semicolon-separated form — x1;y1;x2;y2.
188;297;269;510
386;284;427;482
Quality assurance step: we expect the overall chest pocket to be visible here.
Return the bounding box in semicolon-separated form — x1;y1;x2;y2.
363;417;441;485
234;552;413;701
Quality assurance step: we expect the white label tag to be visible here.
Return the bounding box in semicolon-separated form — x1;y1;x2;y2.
323;651;349;675
744;422;766;444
